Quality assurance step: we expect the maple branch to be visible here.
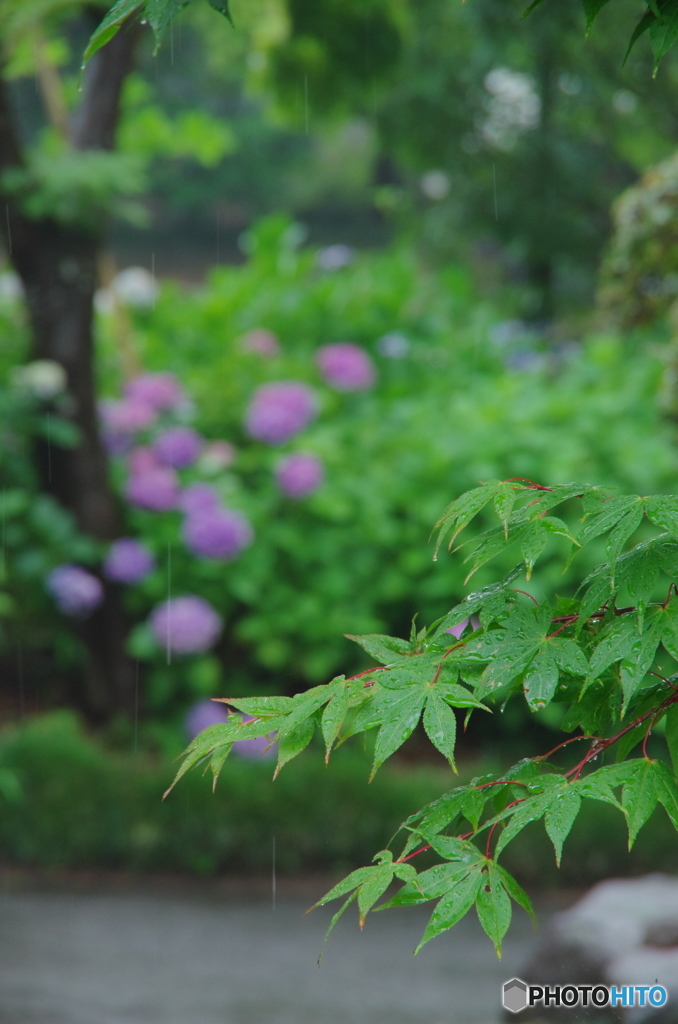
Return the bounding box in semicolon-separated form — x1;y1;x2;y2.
565;688;678;780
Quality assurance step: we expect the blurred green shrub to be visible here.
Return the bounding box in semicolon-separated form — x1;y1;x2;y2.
93;216;678;715
0;711;448;874
0;711;674;884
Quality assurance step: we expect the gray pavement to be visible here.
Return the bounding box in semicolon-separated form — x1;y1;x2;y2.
0;881;545;1024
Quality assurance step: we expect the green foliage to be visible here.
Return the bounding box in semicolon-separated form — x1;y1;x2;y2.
0;711;450;873
1;132;147;227
87;0;678;70
170;479;678;955
101;218;678;711
83;0;232;64
528;0;678;69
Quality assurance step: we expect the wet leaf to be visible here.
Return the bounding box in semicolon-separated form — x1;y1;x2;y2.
544;786;581;865
476;863;512;957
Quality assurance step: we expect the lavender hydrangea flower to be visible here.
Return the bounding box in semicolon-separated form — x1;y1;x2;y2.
149;596;222;654
153;426;203;469
124;372;185;411
275;452;324;499
99;398;157;434
316;343;375;392
103;539;155;584
125;467;180;511
245;382;317;445
182;508;253;560
46;565;104;617
184;699;230;741
178;483;220;516
316;244;354;272
444;616;480;639
239;328;280;357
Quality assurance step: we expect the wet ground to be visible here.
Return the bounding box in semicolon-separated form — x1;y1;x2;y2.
0;874;550;1024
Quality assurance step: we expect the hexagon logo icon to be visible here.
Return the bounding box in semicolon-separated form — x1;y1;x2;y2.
503;978;528;1014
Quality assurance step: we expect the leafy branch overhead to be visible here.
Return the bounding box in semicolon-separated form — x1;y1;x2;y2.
83;0;232;64
167;481;678;955
86;0;678;67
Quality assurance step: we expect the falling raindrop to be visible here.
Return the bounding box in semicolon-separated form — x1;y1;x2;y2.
304;75;309;135
0;486;5;579
5;206;11;255
272;835;277;911
492;163;498;222
134;660;139;754
166;542;172;665
17;643;24;721
46;413;52;482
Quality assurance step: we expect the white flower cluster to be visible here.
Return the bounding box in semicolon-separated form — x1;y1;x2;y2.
481;67;541;151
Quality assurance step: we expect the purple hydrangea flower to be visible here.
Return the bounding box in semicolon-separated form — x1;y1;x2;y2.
125;467;180;511
153;427;203;469
124;372;185;411
245;382;317;445
178;483;220;516
275;452;324;499
233;713;277;760
46;565;104;617
149;595;223;654
316;343;376;392
101;428;134;456
103;538;155;584
239;328;280;357
184;699;230;741
99;398;157;434
182;508;253;560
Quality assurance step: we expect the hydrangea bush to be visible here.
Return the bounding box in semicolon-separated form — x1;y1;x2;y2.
4;217;678;728
168;480;678;955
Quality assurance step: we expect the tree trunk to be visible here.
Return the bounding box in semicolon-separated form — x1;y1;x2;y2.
0;20;141;721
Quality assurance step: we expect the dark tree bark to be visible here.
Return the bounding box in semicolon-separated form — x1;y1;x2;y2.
0;19;142;721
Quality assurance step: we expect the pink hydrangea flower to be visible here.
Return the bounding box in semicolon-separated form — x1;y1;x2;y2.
316;343;375;391
149;596;222;654
179;483;220;516
127;446;161;476
275;452;324;499
125;467;180;511
182;508;253;560
239;328;280;357
245;382;317;445
46;565;104;617
153;426;203;468
124;372;185;411
184;699;230;741
103;539;155;584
